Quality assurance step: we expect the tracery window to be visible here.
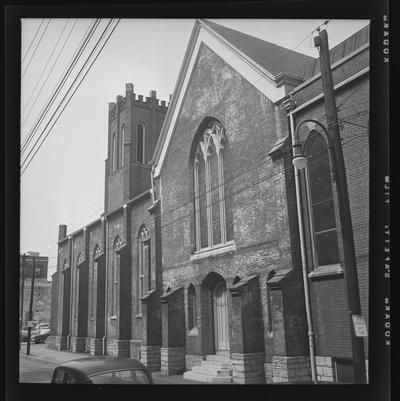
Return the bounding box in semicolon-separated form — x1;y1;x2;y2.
305;131;340;266
193;121;231;251
137;226;151;315
111;237;122;317
137;123;145;163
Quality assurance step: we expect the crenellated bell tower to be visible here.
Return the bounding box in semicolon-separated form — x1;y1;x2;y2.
104;83;168;213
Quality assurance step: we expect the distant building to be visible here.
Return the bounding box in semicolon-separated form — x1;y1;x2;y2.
50;20;369;384
20;252;52;325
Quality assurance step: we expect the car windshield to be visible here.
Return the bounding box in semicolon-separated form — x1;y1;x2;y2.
86;369;150;384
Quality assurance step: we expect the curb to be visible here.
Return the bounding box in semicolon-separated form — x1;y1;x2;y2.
19;353;58;366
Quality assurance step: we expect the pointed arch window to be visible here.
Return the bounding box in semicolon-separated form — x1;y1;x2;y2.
119;125;125;167
111;237;122;317
305;131;340;266
74;252;83;320
188;284;197;330
91;245;101;319
137;123;145;163
137;226;151;315
193;121;231;251
112;132;117;172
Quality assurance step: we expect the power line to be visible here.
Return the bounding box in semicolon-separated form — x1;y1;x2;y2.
21;19;71;117
21;19;113;169
21;19;121;176
21;19;52;78
21;19;78;129
21;19;99;154
21;19;45;64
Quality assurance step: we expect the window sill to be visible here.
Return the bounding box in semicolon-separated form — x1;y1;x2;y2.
308;263;343;279
190;241;236;261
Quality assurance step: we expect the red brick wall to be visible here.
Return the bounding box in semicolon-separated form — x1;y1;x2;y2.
159;43;301;358
289;53;369;359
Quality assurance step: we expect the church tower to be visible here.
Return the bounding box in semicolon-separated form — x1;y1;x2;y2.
104;83;168;213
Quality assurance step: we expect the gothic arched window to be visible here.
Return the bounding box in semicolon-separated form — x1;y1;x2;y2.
305;131;339;266
119;125;125;167
137;123;145;163
137;226;151;315
91;245;101;319
111;237;122;317
193;120;231;251
112;132;117;172
188;284;197;330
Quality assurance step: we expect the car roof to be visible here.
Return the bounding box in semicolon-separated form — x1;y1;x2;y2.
56;356;148;380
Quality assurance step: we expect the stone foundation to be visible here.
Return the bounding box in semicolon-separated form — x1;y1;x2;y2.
130;340;142;359
46;335;57;349
71;337;86;353
231;352;265;384
106;339;131;358
85;338;91;353
264;362;273;383
272;356;312;383
161;347;185;375
185;354;204;370
140;345;161;371
89;337;104;356
55;336;69;351
315;356;334;382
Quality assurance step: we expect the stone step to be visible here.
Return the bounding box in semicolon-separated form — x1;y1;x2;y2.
192;365;232;377
206;354;231;361
183;371;233;384
201;360;232;369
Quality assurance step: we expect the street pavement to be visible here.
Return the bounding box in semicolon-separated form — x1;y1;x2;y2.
19;343;204;385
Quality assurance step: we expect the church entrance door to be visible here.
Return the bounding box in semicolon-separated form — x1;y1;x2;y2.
213;281;229;353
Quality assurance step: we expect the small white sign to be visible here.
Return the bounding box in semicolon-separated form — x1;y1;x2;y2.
27;320;34;328
352;315;368;337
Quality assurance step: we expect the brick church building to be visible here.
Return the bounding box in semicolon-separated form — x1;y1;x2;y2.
49;20;369;384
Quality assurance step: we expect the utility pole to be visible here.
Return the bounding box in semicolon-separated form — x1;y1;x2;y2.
19;253;26;350
314;28;367;384
26;256;36;355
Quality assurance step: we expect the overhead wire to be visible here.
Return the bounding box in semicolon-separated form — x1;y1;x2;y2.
21;19;45;64
21;19;71;118
21;19;52;78
21;19;121;176
21;19;99;154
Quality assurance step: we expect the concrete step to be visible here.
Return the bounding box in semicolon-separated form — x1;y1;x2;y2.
206;354;230;362
183;371;233;384
201;360;232;369
192;365;232;377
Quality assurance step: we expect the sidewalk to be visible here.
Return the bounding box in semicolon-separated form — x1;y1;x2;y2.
19;343;204;385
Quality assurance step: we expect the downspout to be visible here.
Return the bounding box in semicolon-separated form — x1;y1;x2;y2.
288;110;318;384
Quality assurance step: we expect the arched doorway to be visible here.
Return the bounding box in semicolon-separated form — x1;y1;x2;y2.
201;272;230;355
213;280;229;353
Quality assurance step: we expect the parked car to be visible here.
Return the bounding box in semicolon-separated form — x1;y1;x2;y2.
21;328;40;342
50;356;154;384
31;331;50;344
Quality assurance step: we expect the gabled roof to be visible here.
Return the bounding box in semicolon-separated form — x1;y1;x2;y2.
201;20;316;80
151;19;370;177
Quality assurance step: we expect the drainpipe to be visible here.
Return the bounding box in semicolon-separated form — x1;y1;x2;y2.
287;106;318;384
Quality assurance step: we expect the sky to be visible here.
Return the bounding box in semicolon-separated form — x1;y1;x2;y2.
20;18;370;280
